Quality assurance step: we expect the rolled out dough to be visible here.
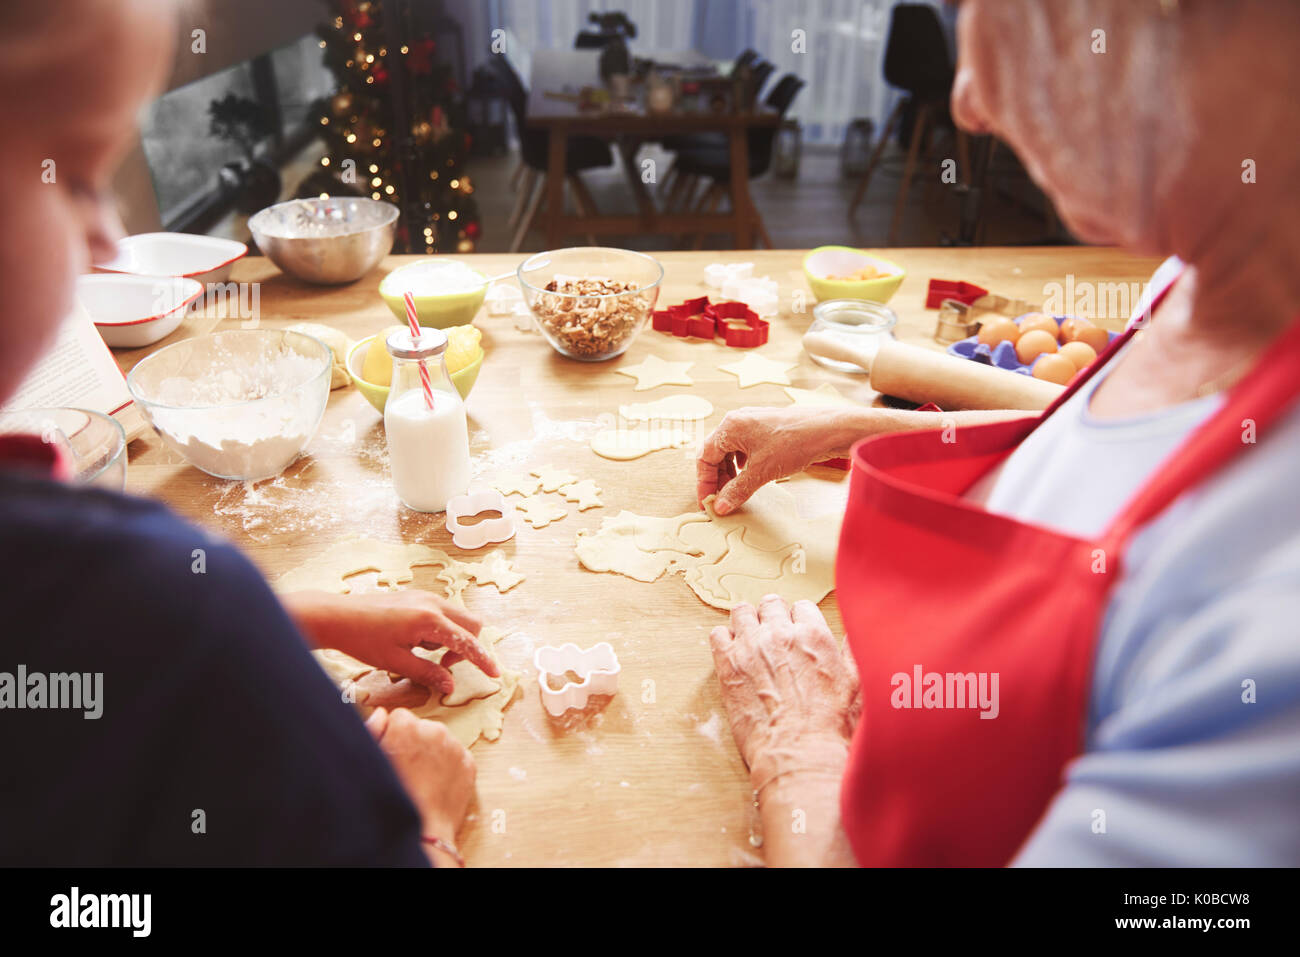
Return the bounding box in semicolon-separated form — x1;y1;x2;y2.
515;494;567;528
591;426;692;461
618;394;713;422
615;354;694;391
574;482;842;610
558;478;603;510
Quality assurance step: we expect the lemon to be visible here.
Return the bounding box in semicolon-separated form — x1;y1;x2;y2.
361;325;407;387
444;324;482;374
361;323;481;386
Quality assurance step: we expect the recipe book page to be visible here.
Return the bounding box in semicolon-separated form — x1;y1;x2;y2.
3;301;147;441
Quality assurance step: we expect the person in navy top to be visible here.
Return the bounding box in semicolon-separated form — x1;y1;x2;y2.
0;0;492;868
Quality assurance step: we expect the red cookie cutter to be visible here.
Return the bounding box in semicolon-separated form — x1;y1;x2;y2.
925;279;989;309
652;297;769;347
707;300;769;347
652;296;716;339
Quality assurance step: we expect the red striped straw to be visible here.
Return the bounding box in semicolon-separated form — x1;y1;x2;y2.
402;291;435;411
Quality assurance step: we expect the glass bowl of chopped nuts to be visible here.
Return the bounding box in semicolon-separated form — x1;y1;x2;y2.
517;247;664;361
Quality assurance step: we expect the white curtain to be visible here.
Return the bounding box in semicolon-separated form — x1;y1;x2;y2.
461;0;952;145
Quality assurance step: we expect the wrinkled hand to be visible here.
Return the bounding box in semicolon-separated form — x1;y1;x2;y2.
285;589;498;694
696;407;850;514
366;707;476;854
709;595;859;785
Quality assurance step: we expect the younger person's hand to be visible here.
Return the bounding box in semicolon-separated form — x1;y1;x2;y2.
284;590;498;693
366;707;476;865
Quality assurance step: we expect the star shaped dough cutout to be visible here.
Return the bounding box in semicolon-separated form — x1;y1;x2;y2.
515;495;568;528
719;352;796;388
465;551;525;593
531;464;579;493
616;354;695;391
558;478;603;511
783;383;858;408
491;470;541;497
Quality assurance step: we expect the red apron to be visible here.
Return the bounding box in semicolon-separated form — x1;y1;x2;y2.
836;314;1300;866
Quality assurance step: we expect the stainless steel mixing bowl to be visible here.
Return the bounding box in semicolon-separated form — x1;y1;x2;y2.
249;197;398;284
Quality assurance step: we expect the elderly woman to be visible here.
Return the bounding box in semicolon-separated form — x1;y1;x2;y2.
699;0;1300;866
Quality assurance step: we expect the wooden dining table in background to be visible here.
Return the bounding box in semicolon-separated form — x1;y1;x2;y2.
117;246;1162;866
525;49;779;249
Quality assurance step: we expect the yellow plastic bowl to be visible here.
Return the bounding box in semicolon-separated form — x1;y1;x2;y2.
346;335;484;414
803;246;906;304
378;260;488;329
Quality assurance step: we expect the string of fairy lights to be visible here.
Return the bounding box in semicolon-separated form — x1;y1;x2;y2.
315;2;479;253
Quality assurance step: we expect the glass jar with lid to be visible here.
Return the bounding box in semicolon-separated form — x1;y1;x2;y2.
807;299;898;374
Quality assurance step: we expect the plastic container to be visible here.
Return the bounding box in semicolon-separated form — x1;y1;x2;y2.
946;314;1117;376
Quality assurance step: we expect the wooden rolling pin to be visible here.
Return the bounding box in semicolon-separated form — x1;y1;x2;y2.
802;331;1065;411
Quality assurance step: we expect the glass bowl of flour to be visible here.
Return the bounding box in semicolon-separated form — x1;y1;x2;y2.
127;330;332;481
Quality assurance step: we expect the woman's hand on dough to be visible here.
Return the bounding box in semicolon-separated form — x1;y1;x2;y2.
696;407;852;515
283;589;498;694
366;707;476;860
709;595;858;787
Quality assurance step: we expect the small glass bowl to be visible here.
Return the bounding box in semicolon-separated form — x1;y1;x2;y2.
0;408;127;490
517;247;664;361
807;298;898;374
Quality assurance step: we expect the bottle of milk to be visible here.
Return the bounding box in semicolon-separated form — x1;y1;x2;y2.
383;327;471;512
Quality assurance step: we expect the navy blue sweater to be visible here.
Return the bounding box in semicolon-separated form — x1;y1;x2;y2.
0;473;426;866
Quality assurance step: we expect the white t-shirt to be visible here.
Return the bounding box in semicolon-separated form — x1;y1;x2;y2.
972;256;1300;865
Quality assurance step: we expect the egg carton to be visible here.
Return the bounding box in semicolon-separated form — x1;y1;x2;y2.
946;313;1117;376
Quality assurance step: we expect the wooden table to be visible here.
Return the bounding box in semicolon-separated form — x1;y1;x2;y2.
119;246;1162;867
525;49;779;248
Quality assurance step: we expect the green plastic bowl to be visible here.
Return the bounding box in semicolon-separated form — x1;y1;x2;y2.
378;259;488;329
346;334;484;414
803;245;906;304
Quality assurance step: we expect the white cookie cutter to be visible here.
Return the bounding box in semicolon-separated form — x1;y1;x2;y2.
445;489;517;550
533;642;621;717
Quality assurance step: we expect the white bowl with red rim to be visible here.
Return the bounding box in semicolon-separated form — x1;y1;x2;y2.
96;232;247;285
77;274;205;349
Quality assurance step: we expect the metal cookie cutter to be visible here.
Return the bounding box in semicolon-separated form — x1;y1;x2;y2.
534;642;621;717
445;489;517;550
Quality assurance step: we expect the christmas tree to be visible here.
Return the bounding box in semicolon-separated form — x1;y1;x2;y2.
307;0;480;253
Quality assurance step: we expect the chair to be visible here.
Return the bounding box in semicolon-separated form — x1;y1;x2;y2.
658;57;780;198
848;3;969;242
730;48;760;75
574;32;613;49
492;57;614;250
668;73;806;247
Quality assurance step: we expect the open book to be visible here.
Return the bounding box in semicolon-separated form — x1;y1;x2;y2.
2;301;148;442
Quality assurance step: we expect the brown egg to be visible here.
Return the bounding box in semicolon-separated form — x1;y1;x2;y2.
1071;324;1111;353
977;316;1020;348
1032;353;1077;385
1058;317;1089;342
1017;312;1060;341
1058;340;1098;371
1015;329;1059;364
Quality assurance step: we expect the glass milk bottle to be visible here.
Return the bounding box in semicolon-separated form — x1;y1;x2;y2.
383;327;471;512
